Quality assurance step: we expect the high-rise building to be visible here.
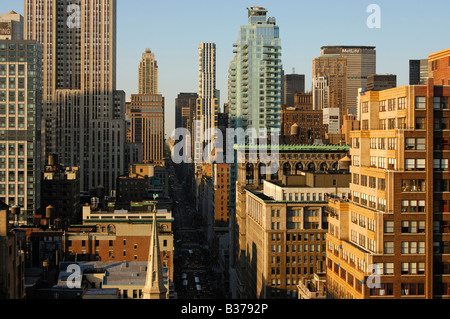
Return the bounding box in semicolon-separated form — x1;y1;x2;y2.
128;94;165;166
195;43;218;162
0;37;42;224
175;92;197;130
139;48;158;95
312;56;347;126
327;75;450;299
25;0;125;193
228;6;282;213
0;11;23;40
409;59;429;85
320;46;376;116
367;74;397;91
312;76;330;110
284;73;305;107
228;6;282;136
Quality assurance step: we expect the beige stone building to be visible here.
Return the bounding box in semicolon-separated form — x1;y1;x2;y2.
244;172;350;299
139;49;158;95
231;144;350;298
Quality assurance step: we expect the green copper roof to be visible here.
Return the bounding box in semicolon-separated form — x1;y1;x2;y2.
234;144;350;151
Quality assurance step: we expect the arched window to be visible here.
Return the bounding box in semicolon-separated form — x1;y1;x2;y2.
246;163;254;184
295;162;303;174
308;162;316;171
283;163;291;176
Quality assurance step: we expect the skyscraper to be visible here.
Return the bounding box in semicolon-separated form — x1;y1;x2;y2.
195;42;218;162
228;6;282;212
409;59;429;85
128;94;165;166
314;46;376;118
139;48;158;95
228;6;282;136
312;55;347;128
0;37;42;225
25;0;125;193
0;11;23;40
283;73;305;107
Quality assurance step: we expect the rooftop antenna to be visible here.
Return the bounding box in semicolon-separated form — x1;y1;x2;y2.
292;67;295;74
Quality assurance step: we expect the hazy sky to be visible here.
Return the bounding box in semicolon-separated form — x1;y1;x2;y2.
2;0;449;136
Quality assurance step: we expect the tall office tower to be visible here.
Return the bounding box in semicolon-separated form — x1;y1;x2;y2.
139;48;158;95
312;76;330;110
228;6;282;136
367;74;397;91
128;94;165;166
410;59;429;85
428;48;450;86
327;74;450;299
195;43;218;162
0;11;23;40
175;92;197;130
25;0;125;193
0;38;42;225
317;46;376;116
312;56;347;127
284;73;305;107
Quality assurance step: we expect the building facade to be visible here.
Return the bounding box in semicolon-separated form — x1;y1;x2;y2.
283;73;305;107
41;154;80;226
327;76;450;299
410;59;429;85
128;94;165;166
25;0;125;193
230;144;350;298
367;74;397;92
195;43;219;162
0;38;42;224
138;48;158;95
244;173;350;299
319;46;376;116
228;6;282;136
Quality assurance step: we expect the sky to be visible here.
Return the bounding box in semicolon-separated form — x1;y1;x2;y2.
2;0;450;137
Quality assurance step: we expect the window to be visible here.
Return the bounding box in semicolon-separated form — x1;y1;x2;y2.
415;117;426;129
405;138;426;150
434;159;449;171
402;179;425;192
388;138;396;150
415;97;426;109
388;99;396;111
405;158;425;171
384;221;394;233
379;100;386;112
384;242;394;254
398;97;407;110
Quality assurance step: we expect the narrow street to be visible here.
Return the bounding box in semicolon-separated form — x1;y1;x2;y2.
168;164;229;299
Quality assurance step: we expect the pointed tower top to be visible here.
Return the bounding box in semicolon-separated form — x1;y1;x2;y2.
142;203;167;299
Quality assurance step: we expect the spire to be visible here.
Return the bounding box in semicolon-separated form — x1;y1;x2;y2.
142;203;167;299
